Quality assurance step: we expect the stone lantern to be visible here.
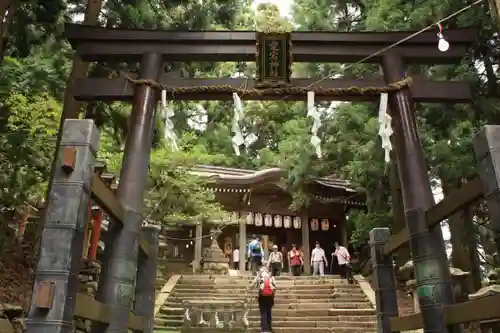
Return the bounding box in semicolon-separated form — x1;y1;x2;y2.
202;227;229;275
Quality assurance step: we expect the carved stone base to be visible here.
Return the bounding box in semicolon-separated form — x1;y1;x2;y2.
203;262;230;275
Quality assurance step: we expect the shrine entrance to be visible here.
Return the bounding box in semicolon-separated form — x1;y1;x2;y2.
25;19;478;333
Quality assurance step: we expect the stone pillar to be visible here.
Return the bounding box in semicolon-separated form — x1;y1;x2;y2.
93;52;162;333
382;53;457;333
341;213;348;247
194;221;203;273
134;226;159;333
26;119;99;333
301;214;311;275
369;228;399;333
262;235;269;260
239;217;247;273
473;125;500;255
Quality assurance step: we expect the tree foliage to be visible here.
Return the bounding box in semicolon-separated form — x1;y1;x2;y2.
1;0;499;276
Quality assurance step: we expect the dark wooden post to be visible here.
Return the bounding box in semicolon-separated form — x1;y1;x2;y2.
381;53;459;333
134;226;160;333
26;119;99;333
93;52;162;333
473;125;500;254
369;227;399;333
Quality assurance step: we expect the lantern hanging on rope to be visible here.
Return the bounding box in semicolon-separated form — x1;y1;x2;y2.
255;213;263;226
274;215;283;228
321;219;329;231
246;212;254;225
293;216;301;229
264;214;273;227
310;218;319;231
231;211;239;223
284;216;292;228
436;23;450;52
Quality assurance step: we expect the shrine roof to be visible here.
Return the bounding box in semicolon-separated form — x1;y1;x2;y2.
190;164;362;193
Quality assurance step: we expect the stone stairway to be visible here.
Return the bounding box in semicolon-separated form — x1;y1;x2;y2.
154;275;377;333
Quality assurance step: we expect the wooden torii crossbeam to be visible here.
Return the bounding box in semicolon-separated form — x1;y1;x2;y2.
65;23;477;103
65;24;476;63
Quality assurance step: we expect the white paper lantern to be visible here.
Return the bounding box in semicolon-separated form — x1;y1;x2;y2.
231;211;239;222
255;213;263;226
293;216;301;229
321;219;329;231
310;219;319;231
274;215;282;228
264;214;273;227
246;212;254;225
283;216;292;228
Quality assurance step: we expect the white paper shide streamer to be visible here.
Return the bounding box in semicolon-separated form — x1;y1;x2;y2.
307;93;337;158
307;91;322;158
231;93;245;156
377;93;393;162
231;93;258;155
161;90;179;152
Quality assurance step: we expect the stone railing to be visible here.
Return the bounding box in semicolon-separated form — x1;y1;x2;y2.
183;299;250;330
466;284;500;333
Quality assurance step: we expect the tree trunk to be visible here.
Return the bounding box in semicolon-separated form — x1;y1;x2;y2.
0;0;19;64
39;0;105;240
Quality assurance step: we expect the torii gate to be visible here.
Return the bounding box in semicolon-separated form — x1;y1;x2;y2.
26;22;476;333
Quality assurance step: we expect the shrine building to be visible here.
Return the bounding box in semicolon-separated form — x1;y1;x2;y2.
164;165;366;275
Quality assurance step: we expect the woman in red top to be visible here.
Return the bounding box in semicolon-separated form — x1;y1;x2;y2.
288;244;303;276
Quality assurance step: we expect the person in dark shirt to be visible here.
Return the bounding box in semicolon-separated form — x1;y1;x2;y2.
247;235;263;275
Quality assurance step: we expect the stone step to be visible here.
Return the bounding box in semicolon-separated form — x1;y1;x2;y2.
172;286;363;293
154;319;376;330
156;314;184;320
155;318;184;327
246;308;375;317
155;314;376;323
329;302;372;309
179;275;343;281
165;297;364;304
176;281;347;286
329;308;375;315
159;307;184;315
178;327;376;333
162;301;370;310
248;315;376;322
169;290;366;298
159;304;375;317
247;320;377;328
158;307;375;318
177;278;355;284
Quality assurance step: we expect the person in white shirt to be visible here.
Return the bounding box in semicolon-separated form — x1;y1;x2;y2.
267;245;283;276
310;241;327;276
232;248;240;270
332;241;353;283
